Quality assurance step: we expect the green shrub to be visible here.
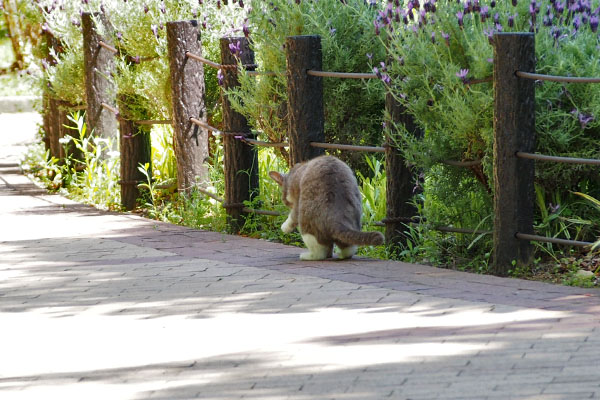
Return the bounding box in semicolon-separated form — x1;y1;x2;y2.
227;0;386;173
379;0;600;264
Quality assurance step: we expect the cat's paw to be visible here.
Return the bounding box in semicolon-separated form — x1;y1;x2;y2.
281;219;295;233
337;245;357;260
300;251;327;261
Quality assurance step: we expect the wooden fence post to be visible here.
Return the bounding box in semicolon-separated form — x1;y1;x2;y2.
384;92;422;251
492;33;536;275
41;30;61;160
117;95;152;211
220;37;259;233
82;12;117;144
285;35;325;166
166;20;209;194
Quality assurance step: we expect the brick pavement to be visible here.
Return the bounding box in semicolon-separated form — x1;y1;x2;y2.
1;111;599;399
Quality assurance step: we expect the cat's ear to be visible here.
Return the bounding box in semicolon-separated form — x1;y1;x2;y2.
269;171;284;186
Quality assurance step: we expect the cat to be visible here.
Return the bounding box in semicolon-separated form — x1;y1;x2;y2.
269;155;384;260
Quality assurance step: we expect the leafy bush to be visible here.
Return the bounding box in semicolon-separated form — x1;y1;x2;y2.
227;0;387;172
378;0;600;263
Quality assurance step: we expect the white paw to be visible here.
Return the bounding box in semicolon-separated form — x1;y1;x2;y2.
281;219;295;233
337;245;357;260
300;251;326;261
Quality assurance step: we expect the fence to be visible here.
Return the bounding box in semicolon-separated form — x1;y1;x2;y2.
41;17;597;276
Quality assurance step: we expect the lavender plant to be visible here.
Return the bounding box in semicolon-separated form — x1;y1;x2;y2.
226;0;387;171
377;0;600;251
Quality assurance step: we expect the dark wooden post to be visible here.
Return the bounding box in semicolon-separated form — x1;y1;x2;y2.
82;13;117;144
285;35;325;166
41;30;61;160
492;33;536;275
384;92;422;251
220;37;259;233
117;95;152;211
166;20;209;194
46;97;61;160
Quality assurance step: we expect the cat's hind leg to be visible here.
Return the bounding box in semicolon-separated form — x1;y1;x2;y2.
300;233;332;260
336;245;357;260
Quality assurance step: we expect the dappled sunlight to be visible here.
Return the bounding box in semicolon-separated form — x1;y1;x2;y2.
1;297;569;395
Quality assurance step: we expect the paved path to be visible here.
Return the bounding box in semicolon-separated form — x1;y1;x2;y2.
1;111;599;399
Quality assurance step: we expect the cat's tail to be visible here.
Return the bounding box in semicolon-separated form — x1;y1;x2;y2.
333;228;385;246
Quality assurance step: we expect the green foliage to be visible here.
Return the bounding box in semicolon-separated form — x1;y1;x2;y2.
381;0;600;266
22;111;121;209
228;0;386;171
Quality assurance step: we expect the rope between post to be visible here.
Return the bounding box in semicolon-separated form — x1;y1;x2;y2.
515;232;593;248
242;138;288;148
98;40;118;54
516;151;600;165
185;51;256;70
307;70;378;79
189;117;249;137
134;119;173;125
516;70;600;83
223;202;245;209
101;102;121;120
310;142;385;153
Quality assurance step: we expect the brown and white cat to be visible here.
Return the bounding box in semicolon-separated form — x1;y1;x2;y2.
269;155;384;260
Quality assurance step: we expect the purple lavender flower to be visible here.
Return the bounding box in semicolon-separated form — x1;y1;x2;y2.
373;66;382;79
573;14;582;31
554;1;565;14
481;6;489;22
242;20;250;37
374;20;382;35
483;28;494;44
366;53;373;60
151;24;158;38
573;110;594;129
229;40;242;56
456;68;469;84
508;14;515;27
591;15;599;32
431;31;436;43
529;1;539;17
512;0;518;6
217;69;224;86
143;3;149;13
456;11;464;27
